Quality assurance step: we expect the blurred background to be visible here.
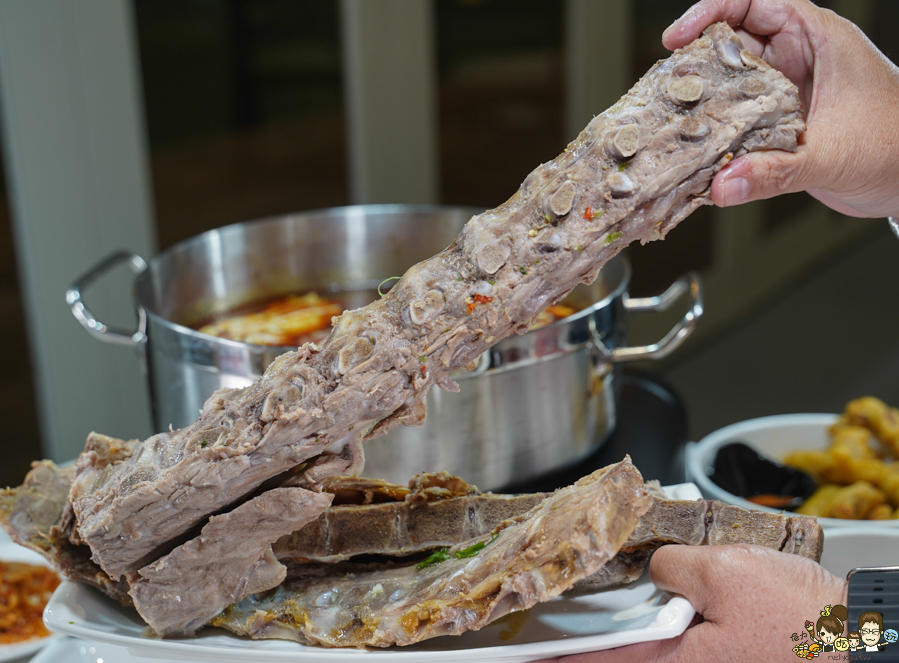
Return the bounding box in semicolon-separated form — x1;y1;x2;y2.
0;0;897;487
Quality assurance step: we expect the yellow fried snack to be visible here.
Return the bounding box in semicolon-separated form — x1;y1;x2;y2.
866;503;894;520
843;397;899;457
796;484;841;517
828;481;887;520
783;449;832;482
829;424;880;459
878;468;899;507
821;446;891;486
786;397;899;519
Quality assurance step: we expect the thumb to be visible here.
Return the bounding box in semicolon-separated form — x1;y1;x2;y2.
710;147;812;207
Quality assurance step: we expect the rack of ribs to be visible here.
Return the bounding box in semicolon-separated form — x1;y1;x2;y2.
4;21;805;639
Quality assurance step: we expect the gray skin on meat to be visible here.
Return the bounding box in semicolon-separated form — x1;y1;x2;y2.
68;23;805;594
212;458;651;648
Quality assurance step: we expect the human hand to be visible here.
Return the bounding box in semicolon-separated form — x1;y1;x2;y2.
534;544;848;663
663;0;899;218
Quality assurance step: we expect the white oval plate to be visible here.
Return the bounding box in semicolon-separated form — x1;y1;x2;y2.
0;538;60;662
43;485;701;663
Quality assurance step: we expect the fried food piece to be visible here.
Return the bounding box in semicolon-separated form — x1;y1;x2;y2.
827;481;887;520
783;449;832;482
829;424;880;460
866;503;894;520
795;485;841;517
877;467;899;507
842;397;899;456
821;446;890;486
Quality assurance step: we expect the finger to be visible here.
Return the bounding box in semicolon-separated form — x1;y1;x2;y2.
663;0;817;50
710;147;813;207
733;27;766;56
662;0;751;50
646;545;721;617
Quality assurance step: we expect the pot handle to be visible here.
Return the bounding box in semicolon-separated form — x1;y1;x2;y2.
65;250;149;347
593;271;704;363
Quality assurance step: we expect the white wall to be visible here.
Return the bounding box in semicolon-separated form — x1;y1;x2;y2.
0;0;156;460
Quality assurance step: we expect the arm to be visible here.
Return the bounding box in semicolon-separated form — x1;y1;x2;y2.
664;0;899;218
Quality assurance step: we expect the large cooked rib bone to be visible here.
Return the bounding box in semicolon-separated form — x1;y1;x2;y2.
70;24;804;592
274;487;823;566
213;458;651;648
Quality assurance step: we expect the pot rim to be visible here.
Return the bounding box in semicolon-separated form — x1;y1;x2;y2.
137;204;631;353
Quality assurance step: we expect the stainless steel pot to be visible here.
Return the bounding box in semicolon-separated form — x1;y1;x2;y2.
67;205;702;489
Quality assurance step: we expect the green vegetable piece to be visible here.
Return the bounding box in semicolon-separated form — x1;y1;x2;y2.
618;162;629;172
454;541;486;558
378;276;401;298
605;231;622;246
417;548;451;569
454;532;499;559
200;440;208;448
520;266;528;275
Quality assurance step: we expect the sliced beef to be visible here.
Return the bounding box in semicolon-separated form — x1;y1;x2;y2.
68;22;805;585
274;492;547;563
212;458;651;647
1;459;824;642
623;498;824;557
126;487;333;637
573;497;824;591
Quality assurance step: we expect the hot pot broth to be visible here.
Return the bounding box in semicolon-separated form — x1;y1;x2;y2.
193;287;583;347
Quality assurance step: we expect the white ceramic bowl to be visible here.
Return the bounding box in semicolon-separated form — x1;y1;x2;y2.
685;413;899;529
819;527;899;579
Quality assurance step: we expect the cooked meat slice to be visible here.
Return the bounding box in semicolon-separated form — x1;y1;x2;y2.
126;487;333;637
274;492;547;563
212;458;651;648
573;498;824;591
0;459;130;604
1;459;824;641
69;22;804;584
316;471;480;506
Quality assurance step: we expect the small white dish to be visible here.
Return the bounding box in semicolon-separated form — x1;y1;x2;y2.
685;413;899;529
43;485;701;663
0;540;60;662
